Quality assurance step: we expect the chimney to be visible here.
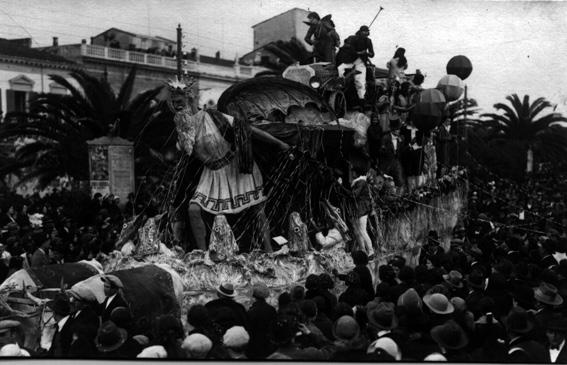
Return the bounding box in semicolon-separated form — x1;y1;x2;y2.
81;39;87;45
215;51;220;59
52;37;58;47
90;37;94;44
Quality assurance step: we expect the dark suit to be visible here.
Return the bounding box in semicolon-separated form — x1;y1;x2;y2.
246;299;277;359
205;297;248;333
73;306;100;330
547;341;567;363
100;293;129;323
507;336;548;363
30;248;49;267
49;316;73;357
378;133;404;186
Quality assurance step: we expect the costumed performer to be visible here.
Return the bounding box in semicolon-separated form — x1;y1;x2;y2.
168;77;290;252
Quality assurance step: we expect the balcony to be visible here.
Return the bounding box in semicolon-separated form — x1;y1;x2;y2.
79;44;267;79
80;44;198;72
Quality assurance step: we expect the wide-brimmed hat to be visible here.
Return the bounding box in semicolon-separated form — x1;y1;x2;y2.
223;326;250;348
217;283;236;298
505;307;534;334
95;321;128;352
423;293;454;315
534;282;563;306
181;333;213;355
332;315;360;342
367;337;401;360
367;302;398;330
443;270;464;288
0;320;20;334
0;343;30;357
46;294;71;316
101;274;124;289
430;320;468;350
137;345;168;358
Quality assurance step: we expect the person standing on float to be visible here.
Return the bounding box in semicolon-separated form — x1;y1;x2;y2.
169;78;290;252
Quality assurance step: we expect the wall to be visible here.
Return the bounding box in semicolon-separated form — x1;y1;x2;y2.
253;8;312;50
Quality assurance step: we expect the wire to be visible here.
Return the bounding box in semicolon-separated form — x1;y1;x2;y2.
0;8;41;46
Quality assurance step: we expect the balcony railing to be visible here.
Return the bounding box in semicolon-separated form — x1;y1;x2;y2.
80;44;265;79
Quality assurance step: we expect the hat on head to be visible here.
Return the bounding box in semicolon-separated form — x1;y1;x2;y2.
181;333;213;355
0;343;30;357
47;294;71;316
367;337;401;360
367;302;398;330
0;320;20;334
137;345;168;358
534;282;563;306
332;315;360;342
307;11;320;20
423;293;454;315
505;307;534;334
359;25;370;32
217;283;236;298
466;271;486;290
511;285;535;309
443;270;464;288
546;314;567;332
223;326;250;349
430;320;468;350
101;274;124;289
424;352;447;361
252;282;269;299
450;297;466;313
95;321;128;352
397;288;423;312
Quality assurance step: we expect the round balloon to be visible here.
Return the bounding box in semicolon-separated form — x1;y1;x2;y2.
446;55;473;80
437;75;464;101
413;89;446;131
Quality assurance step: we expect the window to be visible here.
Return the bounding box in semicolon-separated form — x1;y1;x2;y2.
7;75;35;113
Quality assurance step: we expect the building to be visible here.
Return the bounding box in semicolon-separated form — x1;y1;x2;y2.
44;28;268;107
0;38;79;118
252;8;311;50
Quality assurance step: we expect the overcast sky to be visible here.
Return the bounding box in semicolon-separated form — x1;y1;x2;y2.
1;0;566;115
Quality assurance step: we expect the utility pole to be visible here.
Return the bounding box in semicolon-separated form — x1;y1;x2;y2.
176;24;183;80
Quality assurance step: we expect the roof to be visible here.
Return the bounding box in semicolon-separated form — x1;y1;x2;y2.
252;7;309;28
92;27;176;44
200;55;235;67
0;38;77;68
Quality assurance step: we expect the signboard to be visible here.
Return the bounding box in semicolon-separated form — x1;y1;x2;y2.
108;145;135;204
87;137;134;205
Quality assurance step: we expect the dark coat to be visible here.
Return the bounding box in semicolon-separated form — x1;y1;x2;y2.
205;297;248;333
31;248;50;267
99;292;129;323
246;299;277;359
49;317;74;357
507;336;549;363
546;342;567;363
97;337;143;359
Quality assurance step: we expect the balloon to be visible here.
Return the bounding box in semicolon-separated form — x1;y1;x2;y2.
446;55;473;80
413;89;446;131
437;75;464;101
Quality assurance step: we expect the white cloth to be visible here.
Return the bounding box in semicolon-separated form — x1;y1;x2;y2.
550;340;565;363
337;58;367;99
315;228;344;249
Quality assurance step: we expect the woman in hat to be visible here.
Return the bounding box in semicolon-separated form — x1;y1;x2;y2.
168;77;291;253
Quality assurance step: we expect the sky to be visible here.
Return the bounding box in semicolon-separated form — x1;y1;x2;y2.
0;0;566;116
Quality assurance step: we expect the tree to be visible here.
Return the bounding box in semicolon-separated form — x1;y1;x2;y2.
467;94;567;179
0;68;177;188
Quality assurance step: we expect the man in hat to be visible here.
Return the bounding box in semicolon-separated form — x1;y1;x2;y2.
67;289;99;332
506;306;548;363
545;314;567;363
95;321;142;358
205;283;248;333
47;293;73;356
246;282;277;359
99;274;128;322
181;333;213;359
303;12;340;63
430;320;471;362
223;326;249;359
378;118;405;188
336;25;374;109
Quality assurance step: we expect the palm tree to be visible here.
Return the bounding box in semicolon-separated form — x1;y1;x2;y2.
0;68;176;188
468;94;567;178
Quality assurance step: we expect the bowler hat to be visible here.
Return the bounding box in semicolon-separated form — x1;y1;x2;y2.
47;294;71;316
443;270;464;288
101;274;124;289
367;302;398;330
430;320;468;350
95;321;128;352
423;293;454;314
534;282;563;306
332;315;360;342
505;307;534;334
252;282;269;299
217;283;236;298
